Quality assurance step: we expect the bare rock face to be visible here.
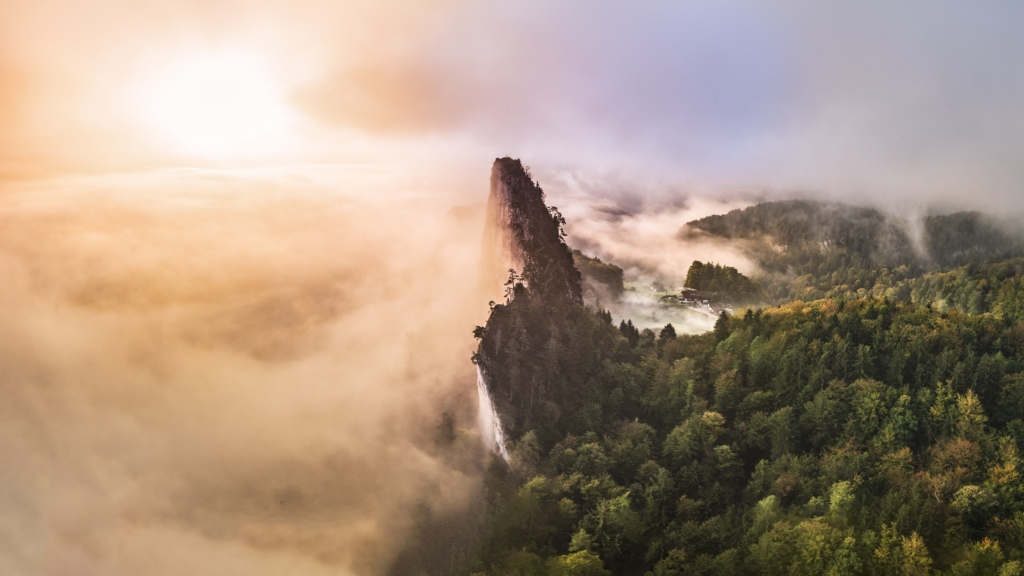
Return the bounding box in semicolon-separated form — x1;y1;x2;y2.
479;157;582;306
480;160;526;303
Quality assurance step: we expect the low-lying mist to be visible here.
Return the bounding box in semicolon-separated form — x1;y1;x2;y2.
0;171;489;575
555;187;1024;333
560;196;757;282
557;195;753;334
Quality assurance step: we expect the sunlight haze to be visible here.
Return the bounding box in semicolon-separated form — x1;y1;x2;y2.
1;1;1023;574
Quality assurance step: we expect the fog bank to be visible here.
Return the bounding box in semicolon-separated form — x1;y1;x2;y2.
0;170;488;575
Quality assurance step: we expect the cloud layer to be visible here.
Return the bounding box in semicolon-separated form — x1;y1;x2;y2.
0;171;489;574
3;0;1024;211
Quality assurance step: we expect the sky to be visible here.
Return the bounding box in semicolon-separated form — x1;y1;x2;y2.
1;1;1024;574
3;0;1024;210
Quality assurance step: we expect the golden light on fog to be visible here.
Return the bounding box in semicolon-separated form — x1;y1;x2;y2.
141;52;293;156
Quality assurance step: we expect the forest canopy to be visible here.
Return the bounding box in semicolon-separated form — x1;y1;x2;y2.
685;201;1024;323
423;194;1024;576
684;261;764;305
686;201;1024;271
468;293;1024;576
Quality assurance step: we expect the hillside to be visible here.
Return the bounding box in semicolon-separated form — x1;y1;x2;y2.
573;249;626;302
685;201;1024;313
687;201;1023;271
462;193;1024;576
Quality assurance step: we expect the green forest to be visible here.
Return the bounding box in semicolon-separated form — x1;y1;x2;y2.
686;201;1023;272
451;199;1024;576
685;201;1024;323
408;170;1024;576
683;261;765;304
468;290;1024;575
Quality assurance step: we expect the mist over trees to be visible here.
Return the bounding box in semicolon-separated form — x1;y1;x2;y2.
687;201;1024;272
685;201;1024;320
573;249;625;302
455;194;1024;576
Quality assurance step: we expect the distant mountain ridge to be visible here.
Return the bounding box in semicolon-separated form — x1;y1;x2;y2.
686;200;1024;271
683;200;1024;308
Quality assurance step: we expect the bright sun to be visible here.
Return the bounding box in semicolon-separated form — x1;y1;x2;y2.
142;52;293;156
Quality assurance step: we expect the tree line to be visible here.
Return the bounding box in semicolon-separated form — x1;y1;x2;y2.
406;197;1024;576
466;285;1024;575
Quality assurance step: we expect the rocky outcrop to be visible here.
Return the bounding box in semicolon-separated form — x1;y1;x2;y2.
480;157;582;306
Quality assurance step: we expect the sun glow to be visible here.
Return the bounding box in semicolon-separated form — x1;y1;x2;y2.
141;52;294;156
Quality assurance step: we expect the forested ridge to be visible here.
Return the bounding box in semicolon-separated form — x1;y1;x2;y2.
685;201;1024;323
454;198;1024;576
686;201;1023;272
470;295;1024;575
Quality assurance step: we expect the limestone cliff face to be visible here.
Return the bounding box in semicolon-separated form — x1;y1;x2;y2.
480;157;582;306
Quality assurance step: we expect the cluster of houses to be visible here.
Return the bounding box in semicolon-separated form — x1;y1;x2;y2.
680;289;712;304
659;289;711;305
656;288;733;318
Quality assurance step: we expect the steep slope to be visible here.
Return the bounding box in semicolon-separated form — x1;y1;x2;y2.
475;158;611;448
573;249;625;302
480;157;582;306
469;186;1024;576
687;200;1024;270
686;200;1024;305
